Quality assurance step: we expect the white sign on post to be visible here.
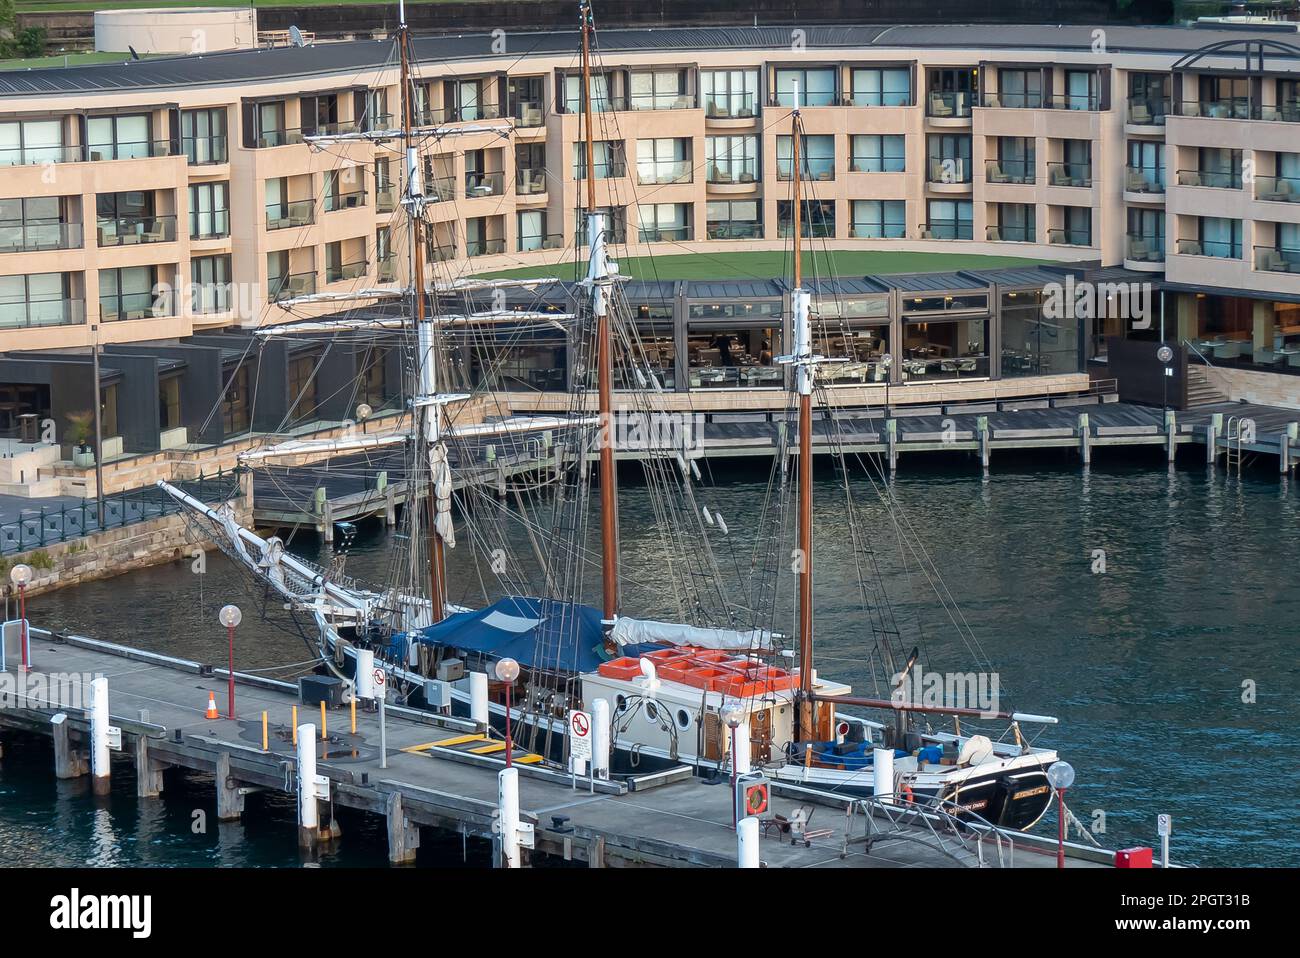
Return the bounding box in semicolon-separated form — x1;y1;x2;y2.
569;710;592;762
373;668;386;690
1157;814;1171;837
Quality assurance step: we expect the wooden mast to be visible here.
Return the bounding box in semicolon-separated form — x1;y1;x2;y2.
399;3;446;623
792;87;816;741
582;0;619;628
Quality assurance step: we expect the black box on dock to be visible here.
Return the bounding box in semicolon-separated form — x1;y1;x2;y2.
298;675;344;709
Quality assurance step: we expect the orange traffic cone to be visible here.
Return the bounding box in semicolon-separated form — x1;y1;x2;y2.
205;691;219;720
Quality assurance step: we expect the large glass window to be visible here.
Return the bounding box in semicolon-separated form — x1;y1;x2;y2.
685;308;783;388
189;182;229;239
87;114;152;160
701;69;759;118
630;70;688;110
1196;216;1242;259
190;254;231;313
636;138;691;185
181;108;227;164
517;210;548;251
850;200;905;238
573;140;624;179
1001;289;1080;378
706;200;760;240
1127;140;1164;192
706;135;758;183
811;297;891;384
926;68;976;117
0;118;65;165
925;199;972;239
1127;207;1164;263
0;272;75;329
563;73;615;113
991;203;1035;243
1064;70;1099;110
901;316;988;380
777;134;834;180
990;136;1034;184
850;134;905;173
777;199;835;238
927;133;971;183
996;69;1042;108
637;203;691;242
850;68;910;106
99;265;159;321
287;354;320;422
774;68;837;107
0;196;76;252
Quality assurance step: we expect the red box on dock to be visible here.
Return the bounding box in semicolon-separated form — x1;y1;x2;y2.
1115;847;1153;868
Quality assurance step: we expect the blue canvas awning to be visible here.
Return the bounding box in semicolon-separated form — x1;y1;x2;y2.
407;596;654;673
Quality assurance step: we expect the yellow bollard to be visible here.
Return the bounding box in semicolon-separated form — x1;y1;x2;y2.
320;700;327;740
291;706;298;745
350;697;356;735
262;711;269;751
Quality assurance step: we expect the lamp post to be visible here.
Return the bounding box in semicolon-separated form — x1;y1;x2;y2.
881;353;893;413
10;563;32;672
495;657;520;767
723;705;743;826
356;402;372;436
1047;760;1075;870
219;604;242;718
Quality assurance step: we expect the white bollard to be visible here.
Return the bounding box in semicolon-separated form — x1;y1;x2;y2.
591;698;610;780
737;816;760;868
355;649;375;702
89;676;110;795
873;747;894;803
498;767;520;868
733;716;751;776
470;671;489;727
297;723;318;847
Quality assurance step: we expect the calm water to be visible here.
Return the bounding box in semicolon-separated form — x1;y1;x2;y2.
2;451;1297;867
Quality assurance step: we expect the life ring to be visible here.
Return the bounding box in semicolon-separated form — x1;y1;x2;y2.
901;780;914;804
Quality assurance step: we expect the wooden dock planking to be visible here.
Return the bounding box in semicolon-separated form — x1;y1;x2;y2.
0;631;1109;869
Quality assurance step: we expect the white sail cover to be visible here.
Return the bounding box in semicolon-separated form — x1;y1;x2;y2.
610;617;776;652
430;441;456;548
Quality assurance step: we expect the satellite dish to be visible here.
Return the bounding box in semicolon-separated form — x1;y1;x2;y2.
128;45;140;61
289;25;305;47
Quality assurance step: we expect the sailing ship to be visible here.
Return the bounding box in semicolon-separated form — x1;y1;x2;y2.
160;1;1064;831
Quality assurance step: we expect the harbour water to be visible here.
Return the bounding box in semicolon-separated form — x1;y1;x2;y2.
2;454;1297;867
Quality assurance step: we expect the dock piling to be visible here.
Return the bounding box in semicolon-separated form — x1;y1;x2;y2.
977;416;990;472
737;816;760;868
498;767;521;868
51;712;87;779
296;723;319;849
592;698;610;780
1077;413;1091;465
1165;411;1177;462
385;791;420;864
135;735;165;798
215;752;244;821
469;671;489;728
886;419;898;475
89;676;110;796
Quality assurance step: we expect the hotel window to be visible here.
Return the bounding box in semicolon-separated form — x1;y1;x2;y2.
1196;75;1250;117
850;200;905;239
991;203;1034;242
189;182;229;239
190;254;231;314
518;210;547;251
324;168;366;210
1129;73;1169;123
636;138;691;186
1277;79;1300;121
254;100;295;147
1127;140;1164;192
706;135;757;182
774;68;837;107
181;108;227;164
926;68;976;117
1063;70;1099;110
992;136;1034;183
706;200;760;240
630;70;689;110
926;133;971;183
925;199;972;239
364;88;389;129
777;199;836;238
850;134;904;173
0;118;65;165
850;68;910;106
0;196;76;253
287;354;320;422
637;203;691;243
573;140;624;179
563;73;615;113
1052;206;1092;246
777;134;835;180
447;79;490;121
701;69;758;118
997;69;1042;108
1194;147;1242;189
99;265;160;322
96;191;169;246
0;272;75;329
811;297;891;384
87;114;153;160
300;92;341;135
508;76;545;125
1196;217;1242;259
1127;207;1164;263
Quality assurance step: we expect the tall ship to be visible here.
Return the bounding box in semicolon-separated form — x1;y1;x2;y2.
161;0;1064;831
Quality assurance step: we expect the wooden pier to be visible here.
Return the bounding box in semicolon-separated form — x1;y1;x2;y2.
0;629;1116;869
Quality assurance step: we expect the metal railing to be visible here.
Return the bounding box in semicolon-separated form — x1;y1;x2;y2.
918;221;973;240
1176;237;1240;258
183;135;228;165
985;157;1034;184
636;160;693;185
777;156;835;181
255;127;306;148
1254;174;1300;201
576;160;626;180
265;200;315;230
926;90;972;118
927;156;972;184
1176;168;1241;189
0;471;242;557
638;227;693;243
100;292;169;322
0;222;83;253
268;270;317;302
190;209;229;240
1253;102;1300;123
1047;161;1092;187
97;214;177;246
1127;95;1170;125
0;144;85;166
465;238;505;257
517;233;565;252
842;792;1019;868
988;224;1035;242
0;298;85;330
629;92;694;111
1126;234;1166;262
1177;99;1251;120
324;189;366;212
849;156;905;174
423;174;459;203
707;220;762;240
326;259;368;283
982;90;1043;109
1124;166;1165;194
464;171;504;198
704;93;757;118
1049;227;1093;246
516;168;547;194
1254;245;1300;273
85;140;173;161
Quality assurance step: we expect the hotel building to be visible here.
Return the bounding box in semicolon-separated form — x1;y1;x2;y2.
2;22;1299;460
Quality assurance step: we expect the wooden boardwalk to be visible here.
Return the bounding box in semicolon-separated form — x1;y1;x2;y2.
0;629;1113;869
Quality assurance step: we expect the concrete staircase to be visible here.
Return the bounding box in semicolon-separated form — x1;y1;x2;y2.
1187;364;1230;407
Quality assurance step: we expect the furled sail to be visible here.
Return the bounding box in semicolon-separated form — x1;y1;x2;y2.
610;616;777;652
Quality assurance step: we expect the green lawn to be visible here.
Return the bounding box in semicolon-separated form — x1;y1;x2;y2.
480;249;1060;282
15;0;429;10
0;50;163;70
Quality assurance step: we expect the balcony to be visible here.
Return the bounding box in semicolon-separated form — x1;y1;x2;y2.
1252;102;1300;123
987;224;1035;242
376;188;397;213
1176;99;1250;120
324;189;367;212
266;200;315;230
926;91;972;119
0;144;84;166
1176;168;1241;190
1254;245;1300;274
190;282;232;314
849;156;905;174
985;158;1034;185
184;135;228;165
510;100;545;127
424;174;458;203
519;234;566;252
0;297;84;330
1127;95;1170;127
1126;234;1166;264
190;209;230;240
638;227;693;243
326;259;368;283
707;220;761;240
377;254;396;282
465;171;505;198
982;91;1043;109
637;160;692;186
1047;161;1092;188
629;93;694;111
577;160;626;180
1255;175;1300;202
704;94;757;119
466;238;505;257
777;157;834;182
1176;238;1240;259
255;128;305;148
268;270;317;303
0;222;83;253
97;214;177;247
101;291;169;322
516;168;547;195
927;157;972;185
449;104;502;122
85;140;173;162
1124;166;1165;195
706;163;758;185
1048;228;1092;247
428;242;457;263
918;222;972;240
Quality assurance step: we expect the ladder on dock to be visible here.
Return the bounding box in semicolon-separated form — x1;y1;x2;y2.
1224;416;1250;475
